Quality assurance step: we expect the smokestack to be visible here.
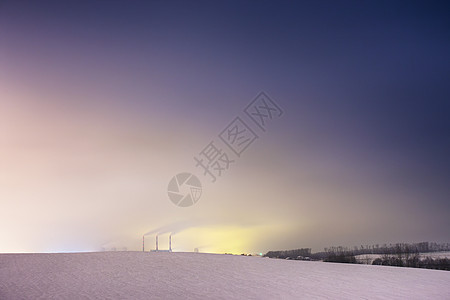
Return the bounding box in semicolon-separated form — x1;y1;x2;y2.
156;235;158;251
169;234;172;252
142;235;144;252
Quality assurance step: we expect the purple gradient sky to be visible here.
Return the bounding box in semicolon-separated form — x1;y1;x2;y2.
0;1;449;253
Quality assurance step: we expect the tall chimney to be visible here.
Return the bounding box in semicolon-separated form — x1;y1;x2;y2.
169;234;172;252
142;235;145;252
156;235;158;251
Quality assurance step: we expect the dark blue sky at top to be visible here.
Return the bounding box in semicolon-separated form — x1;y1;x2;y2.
2;1;450;211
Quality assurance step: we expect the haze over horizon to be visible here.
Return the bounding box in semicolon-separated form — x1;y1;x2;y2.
1;1;449;254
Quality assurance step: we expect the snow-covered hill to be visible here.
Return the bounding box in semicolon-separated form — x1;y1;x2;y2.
1;252;449;299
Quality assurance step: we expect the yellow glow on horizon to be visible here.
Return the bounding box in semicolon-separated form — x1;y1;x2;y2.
173;224;287;255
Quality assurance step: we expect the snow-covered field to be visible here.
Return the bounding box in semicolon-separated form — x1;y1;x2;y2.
1;252;449;299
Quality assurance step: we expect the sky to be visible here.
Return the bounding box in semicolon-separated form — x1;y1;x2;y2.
0;0;449;254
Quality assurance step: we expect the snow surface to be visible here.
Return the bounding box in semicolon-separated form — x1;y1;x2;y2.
1;252;449;299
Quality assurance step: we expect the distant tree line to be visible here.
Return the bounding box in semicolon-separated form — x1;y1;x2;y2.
264;248;311;259
321;242;449;257
372;255;449;271
264;242;450;271
320;242;450;268
371;246;450;271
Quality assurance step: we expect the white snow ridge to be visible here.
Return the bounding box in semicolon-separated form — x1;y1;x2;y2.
1;251;449;299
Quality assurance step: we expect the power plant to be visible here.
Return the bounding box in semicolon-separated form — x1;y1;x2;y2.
143;234;172;252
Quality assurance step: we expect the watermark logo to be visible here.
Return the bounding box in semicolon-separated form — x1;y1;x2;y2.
168;91;283;207
219;117;258;157
244;92;284;132
167;173;202;207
